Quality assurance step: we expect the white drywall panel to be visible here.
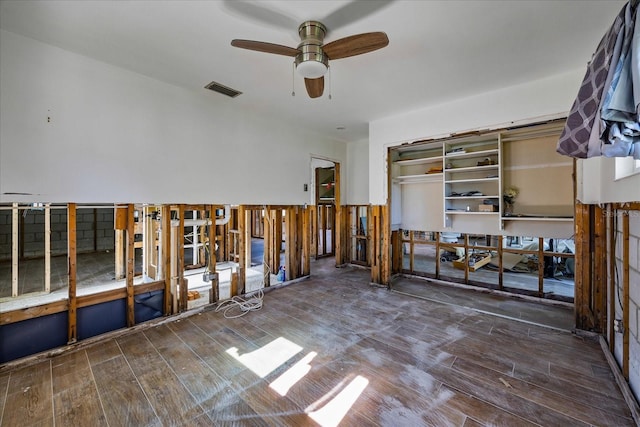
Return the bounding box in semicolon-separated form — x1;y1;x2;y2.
346;139;369;205
0;30;346;204
578;156;640;203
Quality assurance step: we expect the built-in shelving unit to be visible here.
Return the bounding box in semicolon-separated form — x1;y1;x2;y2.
389;121;573;237
443;135;501;231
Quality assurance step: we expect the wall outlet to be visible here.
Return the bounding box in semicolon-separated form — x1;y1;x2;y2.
614;319;624;334
203;272;218;282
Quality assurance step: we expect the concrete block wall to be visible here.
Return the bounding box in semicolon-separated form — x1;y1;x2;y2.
0;207;114;261
0;210;10;260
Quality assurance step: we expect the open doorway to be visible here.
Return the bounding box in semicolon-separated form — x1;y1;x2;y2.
311;158;339;260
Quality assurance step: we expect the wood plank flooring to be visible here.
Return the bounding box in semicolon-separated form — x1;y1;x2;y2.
0;260;634;426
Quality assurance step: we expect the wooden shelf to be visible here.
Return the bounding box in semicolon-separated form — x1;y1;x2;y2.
444;148;499;159
445;211;499;215
445;177;499;184
395;173;442;184
445;196;498;200
444;164;498;173
501;216;573;222
394;156;443;166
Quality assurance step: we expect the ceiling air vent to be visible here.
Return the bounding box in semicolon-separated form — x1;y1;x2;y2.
204;81;242;98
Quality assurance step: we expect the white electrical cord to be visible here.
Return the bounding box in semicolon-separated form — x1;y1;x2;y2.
215;288;264;319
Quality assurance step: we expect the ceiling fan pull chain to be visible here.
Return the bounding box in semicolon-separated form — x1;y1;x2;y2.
328;65;332;100
291;61;296;97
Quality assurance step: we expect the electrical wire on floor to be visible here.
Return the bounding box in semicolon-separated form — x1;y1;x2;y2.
215;288;264;319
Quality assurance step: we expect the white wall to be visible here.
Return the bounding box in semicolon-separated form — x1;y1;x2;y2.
578;157;640;203
369;70;586;205
346;139;369;205
0;30;346;205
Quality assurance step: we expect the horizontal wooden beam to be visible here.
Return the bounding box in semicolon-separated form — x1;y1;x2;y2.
0;281;165;326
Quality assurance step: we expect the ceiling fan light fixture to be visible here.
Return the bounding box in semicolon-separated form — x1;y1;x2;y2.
294;44;329;79
296;60;328;79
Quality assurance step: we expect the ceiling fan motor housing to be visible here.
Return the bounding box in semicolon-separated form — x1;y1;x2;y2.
295;21;329;79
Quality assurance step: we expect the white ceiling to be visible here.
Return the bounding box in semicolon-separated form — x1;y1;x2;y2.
0;0;626;143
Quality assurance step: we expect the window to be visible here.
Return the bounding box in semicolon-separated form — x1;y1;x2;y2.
615;156;640;180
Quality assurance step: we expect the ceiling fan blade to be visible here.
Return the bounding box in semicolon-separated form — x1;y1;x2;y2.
305;77;324;98
322;0;393;33
231;39;300;57
222;0;298;31
323;32;389;60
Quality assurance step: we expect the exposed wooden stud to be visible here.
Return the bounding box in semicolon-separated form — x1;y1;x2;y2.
44;204;51;293
67;203;77;344
208;205;219;303
593;204;607;333
463;234;469;284
93;208;98;252
244;207;252;289
114;229;125;280
126;204;135;327
538;237;544;297
309;205;317;258
623;211;630;379
114;207;128;230
381;204;390;285
275;209;283;272
334;163;347;265
498;235;504;290
574;202;591;330
391;230;401;274
435;232;441;279
237;205;247;295
302;206;311;276
178;204;186;311
608;204;616;353
11;203;18;297
161;205;172;315
409;231;415;273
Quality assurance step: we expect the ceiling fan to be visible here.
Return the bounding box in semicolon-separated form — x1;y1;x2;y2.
229;7;389;99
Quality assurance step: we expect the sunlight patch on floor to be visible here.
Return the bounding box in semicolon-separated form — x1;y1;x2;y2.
306;375;369;427
269;351;317;396
226;336;302;378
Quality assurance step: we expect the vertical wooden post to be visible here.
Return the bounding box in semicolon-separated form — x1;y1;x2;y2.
126;204;135;326
114;206;127;280
574;202;591;330
409;231;414;273
67;203;77;343
309;206;317;258
208;205;219;303
608;205;616;353
11;203;18;297
537;237;544;297
334;163;343;265
497;235;504;291
275;209;283;271
380;204;390;285
178;205;186;311
593;204;607;333
463;234;469;284
44;204;51;293
623;211;630;379
302;206;311;276
435;232;441;279
369;205;382;284
263;207;273;283
391;230;402;274
162;205;172;315
237;205;246;294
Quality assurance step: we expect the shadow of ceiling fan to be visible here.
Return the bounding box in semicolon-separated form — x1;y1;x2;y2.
225;0;392;98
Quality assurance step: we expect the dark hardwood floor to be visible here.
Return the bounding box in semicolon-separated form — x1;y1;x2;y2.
0;259;634;426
